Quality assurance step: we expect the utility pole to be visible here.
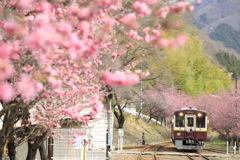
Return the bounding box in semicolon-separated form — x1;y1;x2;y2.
138;62;143;119
106;85;113;160
235;76;237;96
234;76;239;150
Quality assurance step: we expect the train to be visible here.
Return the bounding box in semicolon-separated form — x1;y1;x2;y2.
171;107;208;150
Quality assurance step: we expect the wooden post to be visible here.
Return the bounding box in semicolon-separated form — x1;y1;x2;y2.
81;149;83;160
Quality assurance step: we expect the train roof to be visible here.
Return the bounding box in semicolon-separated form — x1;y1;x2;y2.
174;107;206;114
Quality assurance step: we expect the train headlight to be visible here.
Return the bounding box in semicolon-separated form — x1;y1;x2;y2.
197;113;202;117
179;112;183;116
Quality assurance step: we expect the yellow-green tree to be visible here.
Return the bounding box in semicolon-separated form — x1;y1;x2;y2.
163;29;232;96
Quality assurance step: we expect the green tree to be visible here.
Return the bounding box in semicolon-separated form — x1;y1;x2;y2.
163;29;231;96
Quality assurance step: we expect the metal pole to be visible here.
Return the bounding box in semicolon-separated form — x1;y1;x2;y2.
234;141;236;154
108;99;112;149
118;138;120;153
106;129;108;160
120;137;123;151
227;141;228;155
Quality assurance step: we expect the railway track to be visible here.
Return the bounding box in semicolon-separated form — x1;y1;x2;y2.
118;142;229;160
183;151;210;160
204;148;226;154
137;142;172;160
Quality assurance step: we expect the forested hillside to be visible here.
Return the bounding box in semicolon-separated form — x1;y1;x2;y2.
209;23;240;54
193;0;240;57
215;50;240;77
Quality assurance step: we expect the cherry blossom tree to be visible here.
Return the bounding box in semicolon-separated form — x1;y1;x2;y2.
141;88;169;124
196;89;240;147
140;85;194;126
0;0;194;159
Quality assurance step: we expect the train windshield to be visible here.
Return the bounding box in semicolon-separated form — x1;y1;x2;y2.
175;112;184;127
187;117;193;127
196;113;205;128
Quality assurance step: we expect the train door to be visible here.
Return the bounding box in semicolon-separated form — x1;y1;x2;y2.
185;115;196;139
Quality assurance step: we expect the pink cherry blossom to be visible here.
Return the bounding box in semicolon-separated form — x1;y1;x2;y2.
48;77;62;89
175;33;188;46
17;74;42;100
157;38;169;48
171;1;190;14
157;6;170;18
103;17;116;32
77;21;90;35
119;13;140;29
111;52;117;60
89;95;104;117
4;19;17;35
136;0;158;5
0;59;14;81
0;44;11;60
102;71;140;87
0;83;14;102
188;5;194;12
197;0;202;5
133;1;152;16
17;0;33;9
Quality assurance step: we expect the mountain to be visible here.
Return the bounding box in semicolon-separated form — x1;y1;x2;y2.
192;0;240;58
209;23;240;54
193;0;240;33
188;0;240;76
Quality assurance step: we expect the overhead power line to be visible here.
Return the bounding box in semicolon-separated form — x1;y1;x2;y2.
171;72;233;81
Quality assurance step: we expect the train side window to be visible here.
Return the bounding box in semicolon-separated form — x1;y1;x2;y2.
197;115;205;128
187;117;193;127
175;114;184;127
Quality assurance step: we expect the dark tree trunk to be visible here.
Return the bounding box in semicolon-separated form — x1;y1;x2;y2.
0;104;20;159
164;117;166;126
26;129;49;160
114;109;125;128
147;117;152;123
118;114;125;128
7;138;16;160
0;97;35;159
156;117;158;125
0;140;6;158
48;137;53;160
113;101;126;129
39;142;48;160
26;142;38;160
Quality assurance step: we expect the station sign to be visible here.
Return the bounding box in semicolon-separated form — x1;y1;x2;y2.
118;129;124;136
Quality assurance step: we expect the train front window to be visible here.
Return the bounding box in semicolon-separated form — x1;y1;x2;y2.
187;117;194;127
197;113;205;128
175;112;184;127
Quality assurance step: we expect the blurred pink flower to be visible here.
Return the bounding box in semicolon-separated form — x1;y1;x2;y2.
103;17;116;31
89;95;104;117
0;44;11;60
102;71;140;87
157;6;170;18
17;0;33;9
137;0;157;5
176;33;188;46
133;1;152;16
4;19;17;35
17;74;42;100
119;13;140;29
0;83;14;102
48;77;62;89
0;59;14;81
